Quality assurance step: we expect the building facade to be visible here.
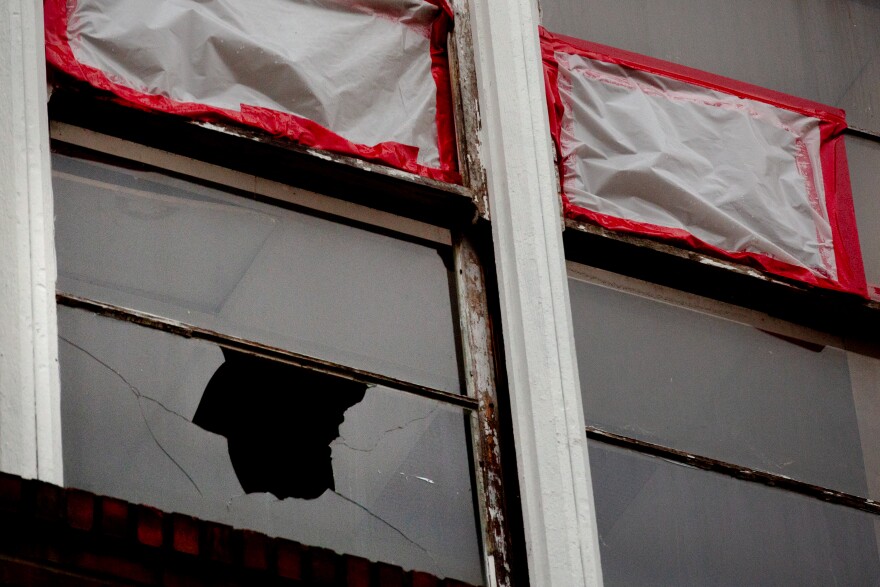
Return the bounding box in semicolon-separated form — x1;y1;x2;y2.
2;0;879;585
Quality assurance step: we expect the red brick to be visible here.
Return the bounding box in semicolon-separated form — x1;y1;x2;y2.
162;568;207;587
172;514;200;556
0;474;23;512
277;540;303;581
34;483;65;521
66;490;95;532
411;571;439;587
310;548;337;585
241;530;268;570
0;557;110;587
101;497;129;538
137;506;164;548
74;551;155;584
377;563;403;587
205;523;233;564
345;555;370;587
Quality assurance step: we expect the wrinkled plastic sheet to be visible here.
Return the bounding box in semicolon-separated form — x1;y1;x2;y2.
45;0;459;182
541;28;867;296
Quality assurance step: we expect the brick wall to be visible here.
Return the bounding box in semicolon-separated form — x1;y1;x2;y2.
0;472;477;587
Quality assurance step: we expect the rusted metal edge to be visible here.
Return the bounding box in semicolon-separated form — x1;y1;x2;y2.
453;231;512;587
566;216;880;317
57;291;478;411
844;125;880;142
564;217;803;289
586;425;880;516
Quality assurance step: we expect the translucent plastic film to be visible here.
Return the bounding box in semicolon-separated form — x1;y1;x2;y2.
542;29;867;295
46;0;458;181
560;53;832;275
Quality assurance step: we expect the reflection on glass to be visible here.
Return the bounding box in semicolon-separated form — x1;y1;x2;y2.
569;275;880;499
590;442;880;586
52;153;461;393
58;306;483;585
846;134;880;287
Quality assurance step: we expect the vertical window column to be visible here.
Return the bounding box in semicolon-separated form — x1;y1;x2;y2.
0;0;62;484
464;0;604;584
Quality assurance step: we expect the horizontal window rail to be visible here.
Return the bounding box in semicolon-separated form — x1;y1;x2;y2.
586;425;880;516
57;292;479;411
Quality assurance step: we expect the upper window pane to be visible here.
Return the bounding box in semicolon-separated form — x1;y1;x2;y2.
569;269;880;500
52;152;462;393
45;0;459;181
542;29;866;296
541;0;880;135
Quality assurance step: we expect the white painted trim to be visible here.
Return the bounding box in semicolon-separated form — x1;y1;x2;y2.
0;0;62;484
466;0;603;584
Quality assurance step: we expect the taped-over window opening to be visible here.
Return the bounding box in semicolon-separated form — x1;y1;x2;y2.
541;27;867;297
45;0;460;183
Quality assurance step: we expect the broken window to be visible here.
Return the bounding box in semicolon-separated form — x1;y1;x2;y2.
52;145;489;585
541;27;866;296
541;0;880;299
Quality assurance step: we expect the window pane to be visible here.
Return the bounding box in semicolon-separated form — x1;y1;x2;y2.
590;441;880;586
58;306;483;585
847;134;880;287
569;274;880;499
52;153;461;393
541;0;880;134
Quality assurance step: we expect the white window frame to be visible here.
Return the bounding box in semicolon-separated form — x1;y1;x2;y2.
0;0;606;584
0;0;63;485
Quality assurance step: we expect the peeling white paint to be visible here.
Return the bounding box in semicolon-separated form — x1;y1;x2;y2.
0;0;62;484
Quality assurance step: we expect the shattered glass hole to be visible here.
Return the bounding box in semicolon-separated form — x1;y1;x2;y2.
194;349;367;500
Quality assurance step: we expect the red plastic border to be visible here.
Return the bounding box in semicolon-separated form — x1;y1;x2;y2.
45;0;460;184
540;27;867;297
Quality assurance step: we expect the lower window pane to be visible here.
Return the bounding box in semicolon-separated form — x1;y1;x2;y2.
58;306;483;585
590;441;880;586
570;274;880;500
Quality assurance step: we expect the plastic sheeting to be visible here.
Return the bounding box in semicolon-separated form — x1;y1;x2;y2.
45;0;459;183
541;28;867;296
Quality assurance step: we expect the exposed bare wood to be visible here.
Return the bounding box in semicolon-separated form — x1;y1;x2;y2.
453;231;512;587
449;0;490;219
564;217;796;288
57;292;478;411
845;126;880;142
193;119;472;197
